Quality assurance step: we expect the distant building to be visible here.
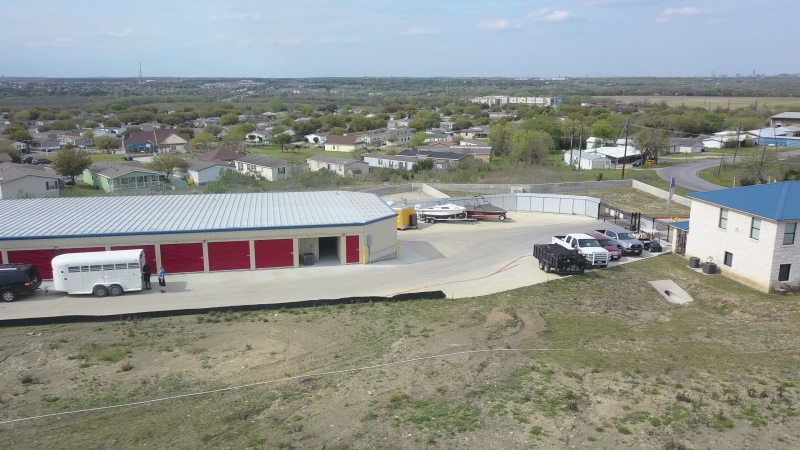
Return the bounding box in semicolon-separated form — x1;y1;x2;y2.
325;135;367;152
667;136;707;154
563;151;612;170
468;96;562;106
0;162;62;199
306;154;368;177
769;112;800;128
82;161;166;194
363;153;417;171
124;130;190;154
234;155;298;181
175;159;234;186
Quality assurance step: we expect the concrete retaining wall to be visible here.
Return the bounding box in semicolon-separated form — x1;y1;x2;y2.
630;180;692;207
421;184;450;198
359;184;416;196
412;193;601;218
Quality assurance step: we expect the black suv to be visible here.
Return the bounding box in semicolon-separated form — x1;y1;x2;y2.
0;264;42;302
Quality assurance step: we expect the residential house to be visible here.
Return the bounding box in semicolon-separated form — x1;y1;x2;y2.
422;142;492;162
363;153;417;171
12;141;27;152
685;181;800;292
137;122;160;132
388;119;410;128
234;155;297;181
82;161;167;194
30;137;61;152
454;126;489;139
747;127;800;147
59;134;94;148
305;133;328;145
769;112;800;128
585;136;615;149
325;135;367;152
197;148;246;162
397;150;471;170
563;151;612;170
426;132;451;142
439;121;455;132
174;159;233;185
667;136;707;154
702;131;748;149
306;154;368;177
583;146;641;164
0;162;62;199
124;130;190;154
246;132;270;143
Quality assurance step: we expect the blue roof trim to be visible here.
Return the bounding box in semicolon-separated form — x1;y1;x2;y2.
670;221;690;231
688;181;800;221
0;213;396;242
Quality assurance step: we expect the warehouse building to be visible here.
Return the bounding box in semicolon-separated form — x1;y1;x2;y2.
0;191;397;279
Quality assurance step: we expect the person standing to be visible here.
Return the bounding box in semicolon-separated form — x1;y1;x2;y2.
157;265;166;293
142;261;152;290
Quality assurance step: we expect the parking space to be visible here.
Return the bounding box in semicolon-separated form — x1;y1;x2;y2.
0;212;665;321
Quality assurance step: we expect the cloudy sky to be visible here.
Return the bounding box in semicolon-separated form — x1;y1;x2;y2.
0;0;794;78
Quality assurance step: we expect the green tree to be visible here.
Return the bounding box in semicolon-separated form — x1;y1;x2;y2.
220;113;239;126
146;154;187;179
488;124;514;157
452;135;463;145
386;132;398;147
0;140;22;163
292;120;317;137
272;133;292;148
328;127;345;136
632;117;670;163
104;118;121;127
94;136;119;154
5;129;32;143
82;130;95;138
190;133;218;152
409;131;428;149
511;130;554;165
408;110;441;130
51;147;92;182
519;116;564;148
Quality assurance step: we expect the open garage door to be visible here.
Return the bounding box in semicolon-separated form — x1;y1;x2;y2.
208;241;250;271
160;243;204;273
346;235;360;264
254;239;293;269
111;245;157;266
7;250;57;279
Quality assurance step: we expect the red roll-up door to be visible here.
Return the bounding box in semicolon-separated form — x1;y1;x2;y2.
254;239;294;268
160;243;204;273
7;249;58;280
208;241;250;271
111;245;157;266
346;235;360;264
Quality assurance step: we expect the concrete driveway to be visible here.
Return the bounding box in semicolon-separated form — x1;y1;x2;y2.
659;149;800;192
0;212;664;321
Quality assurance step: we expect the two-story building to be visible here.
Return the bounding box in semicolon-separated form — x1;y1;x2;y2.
234;155;297;181
306;154;368;177
686;181;800;292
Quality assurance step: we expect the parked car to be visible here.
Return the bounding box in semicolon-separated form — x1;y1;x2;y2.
595;229;645;256
62;176;76;186
0;263;42;302
34;158;52;165
587;232;622;260
551;233;610;268
22;156;34;164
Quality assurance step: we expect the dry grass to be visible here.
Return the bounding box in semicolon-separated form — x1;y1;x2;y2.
608;95;800;109
570;188;691;217
1;256;799;449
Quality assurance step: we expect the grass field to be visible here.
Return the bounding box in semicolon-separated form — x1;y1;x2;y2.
1;256;798;449
569;188;691;217
607;96;800;109
698;154;800;188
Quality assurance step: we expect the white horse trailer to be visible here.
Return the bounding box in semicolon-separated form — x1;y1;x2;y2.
52;249;145;297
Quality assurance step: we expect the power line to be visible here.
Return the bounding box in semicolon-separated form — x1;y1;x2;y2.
0;347;570;426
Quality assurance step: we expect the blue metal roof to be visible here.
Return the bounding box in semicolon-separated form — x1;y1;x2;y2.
0;191;396;241
670;221;690;231
688;181;800;221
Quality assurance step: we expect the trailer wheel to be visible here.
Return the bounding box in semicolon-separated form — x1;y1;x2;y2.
93;285;109;298
544;263;551;273
109;285;124;296
1;289;17;302
538;260;545;271
498;214;506;222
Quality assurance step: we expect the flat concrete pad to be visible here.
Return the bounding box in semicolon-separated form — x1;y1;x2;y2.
649;279;694;305
1;212;664;321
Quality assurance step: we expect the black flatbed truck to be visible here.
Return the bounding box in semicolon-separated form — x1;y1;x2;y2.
533;244;588;274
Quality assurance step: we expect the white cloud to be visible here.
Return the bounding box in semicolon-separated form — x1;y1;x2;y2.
209;12;261;22
656;7;701;22
476;20;521;31
527;8;576;22
101;28;132;38
399;28;435;36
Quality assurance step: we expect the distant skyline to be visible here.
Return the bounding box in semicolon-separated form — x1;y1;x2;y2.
1;0;795;78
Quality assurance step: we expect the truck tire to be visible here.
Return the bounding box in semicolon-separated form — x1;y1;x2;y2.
544;263;551;273
109;285;124;296
93;285;109;298
1;289;17;302
538;260;545;271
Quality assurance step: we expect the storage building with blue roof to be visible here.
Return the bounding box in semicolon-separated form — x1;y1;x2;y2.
685;181;800;292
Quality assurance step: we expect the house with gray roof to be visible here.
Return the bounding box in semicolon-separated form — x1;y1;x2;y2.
0;162;62;199
174;158;234;185
82;161;166;194
668;136;708;154
306;154;368;177
363;153;418;171
234;155;301;181
770;112;800;128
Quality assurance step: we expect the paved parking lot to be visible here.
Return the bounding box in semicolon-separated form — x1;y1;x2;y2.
0;212;665;321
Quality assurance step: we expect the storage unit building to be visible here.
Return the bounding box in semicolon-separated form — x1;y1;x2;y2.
0;192;398;279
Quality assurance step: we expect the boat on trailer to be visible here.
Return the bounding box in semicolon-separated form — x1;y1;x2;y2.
465;196;508;221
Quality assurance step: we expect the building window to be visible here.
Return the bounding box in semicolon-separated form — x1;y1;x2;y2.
779;264;791;282
278;167;286;175
45;180;58;190
724;252;733;267
718;209;728;229
750;218;761;240
784;223;797;245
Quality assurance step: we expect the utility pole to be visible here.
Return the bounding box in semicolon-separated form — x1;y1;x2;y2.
621;118;630;180
732;124;742;165
577;122;584;170
569;121;576;167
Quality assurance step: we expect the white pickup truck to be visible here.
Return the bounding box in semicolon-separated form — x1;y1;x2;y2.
552;233;610;268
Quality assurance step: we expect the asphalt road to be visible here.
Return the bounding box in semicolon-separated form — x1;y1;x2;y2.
658;149;800;192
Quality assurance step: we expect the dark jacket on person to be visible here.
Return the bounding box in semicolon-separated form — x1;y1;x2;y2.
142;263;152;280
